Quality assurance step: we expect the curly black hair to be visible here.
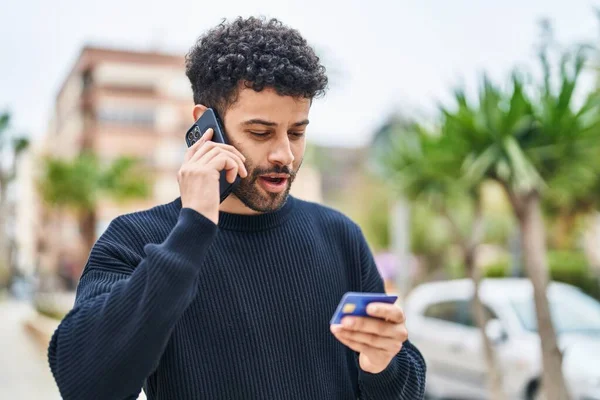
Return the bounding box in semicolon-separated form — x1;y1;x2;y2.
185;16;328;114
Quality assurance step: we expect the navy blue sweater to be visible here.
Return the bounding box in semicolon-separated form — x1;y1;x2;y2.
48;196;426;399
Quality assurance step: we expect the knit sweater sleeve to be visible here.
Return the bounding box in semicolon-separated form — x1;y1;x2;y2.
48;208;218;400
353;227;427;400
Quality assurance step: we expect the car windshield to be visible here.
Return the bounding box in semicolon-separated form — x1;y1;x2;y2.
511;287;600;335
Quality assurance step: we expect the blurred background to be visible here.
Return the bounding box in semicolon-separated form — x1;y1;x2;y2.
2;1;600;399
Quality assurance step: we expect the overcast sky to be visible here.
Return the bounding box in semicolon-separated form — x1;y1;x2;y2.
2;0;598;147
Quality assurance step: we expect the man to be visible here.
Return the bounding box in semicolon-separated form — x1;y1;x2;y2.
48;16;426;400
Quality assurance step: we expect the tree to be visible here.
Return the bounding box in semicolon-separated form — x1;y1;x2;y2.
441;42;600;399
543;152;600;251
0;111;29;288
375;119;507;400
38;152;151;267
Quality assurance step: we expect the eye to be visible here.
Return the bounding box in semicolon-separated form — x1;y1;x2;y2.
249;131;269;138
289;132;305;139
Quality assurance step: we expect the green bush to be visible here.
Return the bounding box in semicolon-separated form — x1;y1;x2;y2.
483;261;509;278
548;251;600;299
446;258;466;280
482;251;600;300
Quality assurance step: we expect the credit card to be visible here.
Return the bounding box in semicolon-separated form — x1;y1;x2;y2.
330;292;398;325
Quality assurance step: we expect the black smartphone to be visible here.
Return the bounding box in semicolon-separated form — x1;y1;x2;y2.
185;108;241;203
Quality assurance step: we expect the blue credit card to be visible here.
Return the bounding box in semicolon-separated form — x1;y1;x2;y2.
330;292;398;325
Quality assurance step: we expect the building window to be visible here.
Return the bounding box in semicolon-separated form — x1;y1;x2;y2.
82;69;93;89
97;107;155;128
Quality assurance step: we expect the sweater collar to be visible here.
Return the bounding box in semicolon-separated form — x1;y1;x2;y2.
174;196;296;232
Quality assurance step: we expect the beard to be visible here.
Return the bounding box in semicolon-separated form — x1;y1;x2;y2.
233;159;301;213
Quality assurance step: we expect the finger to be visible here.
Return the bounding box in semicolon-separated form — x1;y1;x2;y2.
332;329;367;353
226;143;246;163
208;154;239;183
332;331;391;361
335;328;402;353
225;168;237;184
199;148;248;178
191;143;247;171
366;303;405;324
184;128;214;162
203;127;214;141
189;141;239;163
340;316;399;339
207;154;243;183
223;157;241;183
191;141;246;164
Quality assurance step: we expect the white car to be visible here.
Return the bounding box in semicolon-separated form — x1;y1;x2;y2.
403;278;600;400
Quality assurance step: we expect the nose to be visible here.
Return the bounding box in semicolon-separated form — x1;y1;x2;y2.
268;135;295;167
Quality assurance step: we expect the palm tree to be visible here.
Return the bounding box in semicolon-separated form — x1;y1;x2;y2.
543;159;600;251
0;111;29;288
442;42;600;398
375;118;507;399
38;152;151;264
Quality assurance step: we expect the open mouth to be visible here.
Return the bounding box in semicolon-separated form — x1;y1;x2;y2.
261;176;285;184
258;175;289;193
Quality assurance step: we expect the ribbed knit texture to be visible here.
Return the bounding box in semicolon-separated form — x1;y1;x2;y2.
48;196;426;400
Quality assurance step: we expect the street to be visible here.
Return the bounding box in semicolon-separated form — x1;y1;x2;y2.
0;298;62;399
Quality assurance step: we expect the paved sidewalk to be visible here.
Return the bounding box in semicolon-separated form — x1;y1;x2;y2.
0;298;62;399
0;297;148;400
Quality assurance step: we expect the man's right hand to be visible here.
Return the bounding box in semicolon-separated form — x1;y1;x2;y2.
178;128;248;224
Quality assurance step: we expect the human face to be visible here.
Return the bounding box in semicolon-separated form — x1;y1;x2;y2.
195;87;311;213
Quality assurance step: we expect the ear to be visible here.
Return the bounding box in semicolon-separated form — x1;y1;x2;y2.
192;104;208;121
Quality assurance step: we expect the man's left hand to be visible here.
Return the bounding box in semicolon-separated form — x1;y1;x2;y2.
330;302;408;374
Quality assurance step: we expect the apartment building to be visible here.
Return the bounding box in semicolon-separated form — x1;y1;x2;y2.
35;45;322;281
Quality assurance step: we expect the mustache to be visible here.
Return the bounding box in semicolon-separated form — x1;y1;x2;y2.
250;165;296;179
